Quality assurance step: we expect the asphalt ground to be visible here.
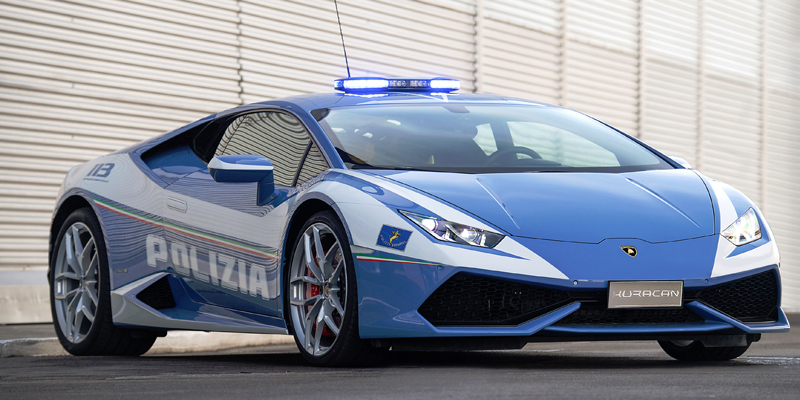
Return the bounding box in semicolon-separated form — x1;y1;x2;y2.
1;315;798;400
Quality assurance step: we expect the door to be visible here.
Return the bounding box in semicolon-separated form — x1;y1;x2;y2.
161;110;329;317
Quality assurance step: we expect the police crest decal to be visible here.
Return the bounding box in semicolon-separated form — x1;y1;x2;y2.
376;225;412;251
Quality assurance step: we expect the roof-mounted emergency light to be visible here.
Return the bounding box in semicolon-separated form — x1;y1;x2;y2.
334;77;460;93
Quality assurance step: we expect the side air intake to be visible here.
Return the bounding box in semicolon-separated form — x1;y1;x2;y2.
136;276;177;310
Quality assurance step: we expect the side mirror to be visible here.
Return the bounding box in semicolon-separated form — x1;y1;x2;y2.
208;155;276;206
668;155;692;169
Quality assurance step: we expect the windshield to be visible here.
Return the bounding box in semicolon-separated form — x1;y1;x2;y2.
317;104;671;173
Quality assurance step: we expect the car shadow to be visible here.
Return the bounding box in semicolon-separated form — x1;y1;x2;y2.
140;348;767;372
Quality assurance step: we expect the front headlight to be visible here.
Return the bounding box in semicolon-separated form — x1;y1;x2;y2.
399;210;504;248
721;208;762;246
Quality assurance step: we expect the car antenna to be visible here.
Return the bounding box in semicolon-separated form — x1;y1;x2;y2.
333;0;351;78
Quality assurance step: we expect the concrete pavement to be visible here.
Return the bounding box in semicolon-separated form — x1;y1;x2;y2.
1;316;798;400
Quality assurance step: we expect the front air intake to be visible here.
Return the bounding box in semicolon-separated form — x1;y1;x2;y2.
691;269;779;322
553;304;705;325
418;272;572;326
136;276;177;310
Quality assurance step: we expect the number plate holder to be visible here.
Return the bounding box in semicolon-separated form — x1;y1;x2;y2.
607;281;683;309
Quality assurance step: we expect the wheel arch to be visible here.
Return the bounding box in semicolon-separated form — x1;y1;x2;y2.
283;194;355;263
49;194;96;278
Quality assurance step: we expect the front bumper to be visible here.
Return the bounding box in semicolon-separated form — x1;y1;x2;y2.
354;253;789;339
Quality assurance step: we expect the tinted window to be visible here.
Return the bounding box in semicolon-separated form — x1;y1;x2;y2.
318;104;670;173
216;112;316;186
296;143;329;185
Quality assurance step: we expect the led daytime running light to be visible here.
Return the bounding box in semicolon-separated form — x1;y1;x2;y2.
399;210;504;248
721;208;762;246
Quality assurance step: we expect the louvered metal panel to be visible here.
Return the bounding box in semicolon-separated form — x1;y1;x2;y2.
238;0;476;104
564;0;639;135
480;0;561;104
0;0;242;270
700;0;763;202
763;0;800;310
640;0;699;164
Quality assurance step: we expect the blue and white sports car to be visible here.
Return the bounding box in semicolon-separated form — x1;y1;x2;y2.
49;77;789;366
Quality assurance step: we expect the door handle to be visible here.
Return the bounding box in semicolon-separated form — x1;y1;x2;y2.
166;197;188;213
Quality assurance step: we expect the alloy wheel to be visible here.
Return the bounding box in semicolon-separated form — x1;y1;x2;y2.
289;223;346;357
52;222;99;344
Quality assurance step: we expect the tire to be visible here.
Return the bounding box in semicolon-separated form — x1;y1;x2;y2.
658;340;750;361
285;210;388;367
50;207;157;356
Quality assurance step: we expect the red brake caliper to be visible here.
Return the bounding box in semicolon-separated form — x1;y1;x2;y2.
306;261;334;337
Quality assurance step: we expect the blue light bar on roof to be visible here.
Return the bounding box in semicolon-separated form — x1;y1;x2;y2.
334;77;460;93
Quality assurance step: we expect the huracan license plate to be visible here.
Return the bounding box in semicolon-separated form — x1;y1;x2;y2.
607;281;684;309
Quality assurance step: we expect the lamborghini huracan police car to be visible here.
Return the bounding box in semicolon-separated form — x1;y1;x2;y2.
49;77;789;366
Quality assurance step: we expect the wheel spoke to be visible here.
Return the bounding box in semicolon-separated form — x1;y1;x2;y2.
55;287;80;301
64;233;81;277
79;237;95;277
303;298;324;351
72;225;84;261
85;284;99;306
321;242;340;279
81;295;95;323
290;294;321;308
312;227;326;279
313;302;326;355
324;301;340;336
65;307;75;339
329;260;344;285
290;275;320;286
329;293;345;316
73;307;84;337
55;271;80;282
303;233;324;283
67;290;81;314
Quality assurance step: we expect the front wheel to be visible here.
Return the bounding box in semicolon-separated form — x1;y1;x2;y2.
658;340;750;361
50;207;157;356
286;211;387;366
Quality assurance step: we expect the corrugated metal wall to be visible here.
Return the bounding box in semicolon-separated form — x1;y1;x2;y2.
238;0;476;102
0;0;242;272
1;0;799;316
762;0;800;310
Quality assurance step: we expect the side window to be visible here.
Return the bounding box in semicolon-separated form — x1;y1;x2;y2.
296;143;329;185
215;111;329;187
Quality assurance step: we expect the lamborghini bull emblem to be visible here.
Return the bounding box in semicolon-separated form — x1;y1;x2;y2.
621;246;638;258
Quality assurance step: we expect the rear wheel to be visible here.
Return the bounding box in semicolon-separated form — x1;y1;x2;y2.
658;340;750;361
50;207;157;356
286;211;387;366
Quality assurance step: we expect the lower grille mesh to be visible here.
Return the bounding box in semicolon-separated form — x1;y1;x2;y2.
418;273;571;326
553;304;704;325
418;269;779;327
691;269;778;322
136;276;176;310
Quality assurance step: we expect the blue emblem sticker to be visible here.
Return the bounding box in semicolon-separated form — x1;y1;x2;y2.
376;225;412;251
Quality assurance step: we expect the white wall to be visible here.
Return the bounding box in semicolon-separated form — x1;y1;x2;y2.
0;0;798;322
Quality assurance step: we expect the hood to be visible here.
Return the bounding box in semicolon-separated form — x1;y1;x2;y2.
377;169;715;243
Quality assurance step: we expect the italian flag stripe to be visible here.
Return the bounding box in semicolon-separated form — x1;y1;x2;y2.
94;198;278;260
355;254;438;266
